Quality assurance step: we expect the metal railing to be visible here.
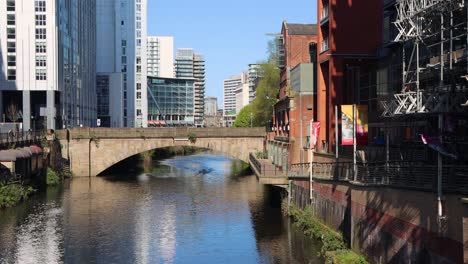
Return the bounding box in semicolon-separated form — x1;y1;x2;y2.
0;129;45;147
249;153;282;177
289;160;468;193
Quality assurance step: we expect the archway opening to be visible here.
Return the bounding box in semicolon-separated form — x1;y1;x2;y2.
97;146;210;177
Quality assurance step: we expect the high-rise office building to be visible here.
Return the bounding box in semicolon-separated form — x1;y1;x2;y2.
223;73;246;127
0;0;97;129
96;0;148;128
204;96;218;116
174;48;205;127
248;64;263;103
147;36;174;78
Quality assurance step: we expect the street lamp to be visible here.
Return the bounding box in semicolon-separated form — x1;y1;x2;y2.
250;112;253;127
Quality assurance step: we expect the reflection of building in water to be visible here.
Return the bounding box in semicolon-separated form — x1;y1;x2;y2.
15;207;62;264
134;183;176;264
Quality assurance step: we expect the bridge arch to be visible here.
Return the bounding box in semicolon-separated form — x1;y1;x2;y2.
56;128;265;177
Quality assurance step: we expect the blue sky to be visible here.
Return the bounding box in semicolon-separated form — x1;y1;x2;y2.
148;0;317;107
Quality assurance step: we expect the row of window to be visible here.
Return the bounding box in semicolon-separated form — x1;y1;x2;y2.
6;1;16;80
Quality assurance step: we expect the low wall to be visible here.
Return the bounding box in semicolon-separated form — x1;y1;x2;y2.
290;180;467;263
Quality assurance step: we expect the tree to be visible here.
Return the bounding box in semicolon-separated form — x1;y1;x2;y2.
233;104;253;127
6;103;20;123
250;62;279;126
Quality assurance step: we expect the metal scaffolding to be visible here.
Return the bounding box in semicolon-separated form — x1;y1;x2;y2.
381;0;468;116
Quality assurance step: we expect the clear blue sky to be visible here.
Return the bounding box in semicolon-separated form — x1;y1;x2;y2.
148;0;317;108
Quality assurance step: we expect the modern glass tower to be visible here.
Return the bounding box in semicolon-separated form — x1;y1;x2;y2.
96;0;148;128
174;48;205;127
0;0;97;129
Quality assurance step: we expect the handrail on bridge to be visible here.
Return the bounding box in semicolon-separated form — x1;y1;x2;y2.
289;160;468;194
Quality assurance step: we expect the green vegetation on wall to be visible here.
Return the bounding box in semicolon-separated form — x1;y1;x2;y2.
0;184;35;208
289;205;368;264
46;168;60;186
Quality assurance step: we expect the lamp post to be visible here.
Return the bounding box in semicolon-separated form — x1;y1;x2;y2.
250;112;253;127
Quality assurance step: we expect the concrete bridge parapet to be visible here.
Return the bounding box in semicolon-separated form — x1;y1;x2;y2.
55;127;265;177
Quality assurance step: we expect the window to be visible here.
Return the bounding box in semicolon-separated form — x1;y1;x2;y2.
7;69;16;80
122;47;126;55
124;92;127;99
136;39;141;46
137;92;141;99
7;14;15;25
35;0;46;12
36;28;46;39
6;0;15;11
36;55;47;67
136;57;141;64
7;28;15;39
7;56;16;67
136;22;141;29
7;42;16;53
36;69;47;80
136;4;141;12
136;66;141;73
321;37;329;52
122;56;126;64
121;20;124;25
36;42;46;53
136;83;141;90
35;15;46;26
122;40;126;46
137;109;142;116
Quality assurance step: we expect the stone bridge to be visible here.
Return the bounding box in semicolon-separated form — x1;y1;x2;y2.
55;127;265;177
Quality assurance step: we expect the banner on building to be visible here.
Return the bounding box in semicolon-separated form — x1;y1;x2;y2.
310;121;320;148
341;105;368;145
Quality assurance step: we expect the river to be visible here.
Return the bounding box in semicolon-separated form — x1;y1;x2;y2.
0;153;322;263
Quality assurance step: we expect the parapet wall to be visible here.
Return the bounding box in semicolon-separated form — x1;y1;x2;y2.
291;180;467;263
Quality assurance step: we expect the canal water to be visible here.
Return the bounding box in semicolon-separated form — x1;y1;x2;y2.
0;153;322;263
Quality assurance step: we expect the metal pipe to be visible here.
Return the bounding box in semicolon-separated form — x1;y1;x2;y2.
437;113;443;219
335;105;339;159
309;118;314;203
353;104;357;182
441;14;444;84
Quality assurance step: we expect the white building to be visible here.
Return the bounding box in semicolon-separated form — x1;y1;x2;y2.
0;0;97;129
147;36;174;78
96;0;148;128
235;80;249;114
174;49;205;127
223;73;247;127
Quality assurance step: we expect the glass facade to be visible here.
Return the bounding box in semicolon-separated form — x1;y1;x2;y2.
147;77;194;126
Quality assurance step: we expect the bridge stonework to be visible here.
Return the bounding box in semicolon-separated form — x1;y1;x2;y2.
55;127;265;177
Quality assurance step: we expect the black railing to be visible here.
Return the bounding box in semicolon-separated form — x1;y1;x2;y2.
289;161;468;194
0;129;45;147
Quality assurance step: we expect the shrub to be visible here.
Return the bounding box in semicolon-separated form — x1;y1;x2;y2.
46;168;60;185
0;184;35;208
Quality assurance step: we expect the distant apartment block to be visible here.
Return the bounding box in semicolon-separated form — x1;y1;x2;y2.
204;96;218;116
96;0;148;128
223;73;246;127
147;36;174;78
235;73;249;114
248;64;263;103
147;76;195;127
0;0;97;129
174;48;205;127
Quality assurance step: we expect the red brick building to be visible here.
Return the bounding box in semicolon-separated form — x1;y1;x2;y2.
316;0;382;153
268;22;317;169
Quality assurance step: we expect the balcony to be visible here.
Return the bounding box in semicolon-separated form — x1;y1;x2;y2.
320;4;329;26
